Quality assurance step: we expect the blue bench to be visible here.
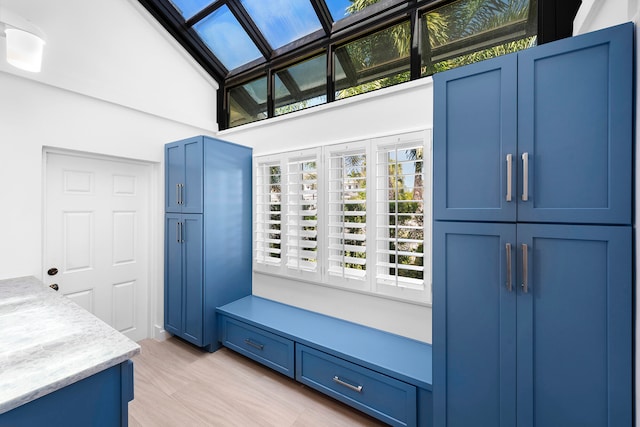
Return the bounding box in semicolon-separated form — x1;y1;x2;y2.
217;296;432;427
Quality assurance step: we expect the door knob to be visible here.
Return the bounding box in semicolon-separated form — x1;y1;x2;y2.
47;267;58;276
49;284;59;291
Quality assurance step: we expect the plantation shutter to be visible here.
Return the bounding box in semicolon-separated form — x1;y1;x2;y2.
327;149;367;280
375;143;425;290
255;161;282;266
285;156;319;272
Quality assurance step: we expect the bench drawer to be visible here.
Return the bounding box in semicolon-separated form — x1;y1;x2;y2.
296;344;417;427
220;316;295;378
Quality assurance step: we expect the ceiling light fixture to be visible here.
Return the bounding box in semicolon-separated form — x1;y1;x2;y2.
0;7;45;72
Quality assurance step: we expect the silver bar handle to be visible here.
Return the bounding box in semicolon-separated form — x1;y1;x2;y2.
521;243;528;293
179;183;185;205
176;222;181;243
332;376;363;393
505;243;512;292
244;339;264;350
521;152;529;201
506;154;513;202
176;184;181;206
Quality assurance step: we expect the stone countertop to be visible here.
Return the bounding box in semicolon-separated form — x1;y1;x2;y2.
0;276;140;414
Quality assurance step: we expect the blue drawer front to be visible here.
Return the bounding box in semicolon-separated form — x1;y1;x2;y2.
221;316;295;378
296;344;417;427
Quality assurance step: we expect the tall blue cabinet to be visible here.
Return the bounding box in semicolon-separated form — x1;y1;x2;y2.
433;23;633;427
165;136;252;352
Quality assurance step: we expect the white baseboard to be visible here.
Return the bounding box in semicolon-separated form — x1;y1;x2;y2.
153;324;169;341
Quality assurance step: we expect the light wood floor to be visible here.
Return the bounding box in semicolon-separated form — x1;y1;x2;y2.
129;337;386;426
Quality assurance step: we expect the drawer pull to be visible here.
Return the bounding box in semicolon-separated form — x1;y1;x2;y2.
332;376;363;393
244;339;264;350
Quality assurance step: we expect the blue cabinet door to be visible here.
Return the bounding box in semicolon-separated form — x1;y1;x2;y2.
165;143;183;213
516;224;632;427
433;54;517;222
517;23;632;224
165;137;203;213
164;213;203;345
433;221;516;427
164;213;183;336
182;138;204;214
182;214;203;345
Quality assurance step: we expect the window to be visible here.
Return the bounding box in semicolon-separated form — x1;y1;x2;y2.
228;76;267;127
254;149;322;282
334;20;411;100
375;137;430;301
255;159;282;267
327;142;369;288
274;54;327;115
254;131;431;303
420;0;537;75
193;5;263;71
284;154;320;274
240;0;322;49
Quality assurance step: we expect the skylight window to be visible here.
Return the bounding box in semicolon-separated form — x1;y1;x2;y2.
194;4;263;70
324;0;355;21
240;0;322;49
168;0;214;19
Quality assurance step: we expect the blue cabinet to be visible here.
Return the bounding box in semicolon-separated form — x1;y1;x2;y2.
433;222;632;427
164;136;252;351
434;22;632;225
433;23;633;427
1;361;134;427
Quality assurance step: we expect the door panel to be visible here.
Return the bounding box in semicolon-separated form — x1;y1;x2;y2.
433;221;516;427
433;54;517;222
45;152;151;341
516;224;632;427
164;213;182;336
517;23;632;224
182;214;203;345
183;139;203;214
165;143;184;212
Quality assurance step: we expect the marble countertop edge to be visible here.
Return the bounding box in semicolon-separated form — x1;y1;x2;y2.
0;276;141;415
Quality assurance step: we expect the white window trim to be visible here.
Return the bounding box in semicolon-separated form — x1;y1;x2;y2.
253;130;432;304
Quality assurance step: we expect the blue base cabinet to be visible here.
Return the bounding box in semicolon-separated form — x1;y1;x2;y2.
433;23;633;427
164;136;252;351
0;361;134;427
433;223;632;427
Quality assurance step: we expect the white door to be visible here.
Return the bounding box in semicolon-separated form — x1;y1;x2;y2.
44;151;151;342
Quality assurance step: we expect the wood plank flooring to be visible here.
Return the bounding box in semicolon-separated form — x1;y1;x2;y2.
129;337;386;426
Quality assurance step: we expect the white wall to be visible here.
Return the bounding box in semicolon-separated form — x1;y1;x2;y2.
573;1;639;425
0;0;218;338
220;78;434;343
